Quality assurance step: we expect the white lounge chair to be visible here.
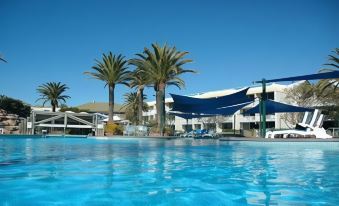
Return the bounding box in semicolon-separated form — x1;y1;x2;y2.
265;109;332;139
292;110;318;132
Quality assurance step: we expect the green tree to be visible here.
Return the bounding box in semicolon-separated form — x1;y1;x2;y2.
130;43;195;135
127;68;150;125
84;52;130;122
121;92;148;124
283;81;339;127
36;82;70;112
0;95;31;117
282;81;318;127
318;48;339;93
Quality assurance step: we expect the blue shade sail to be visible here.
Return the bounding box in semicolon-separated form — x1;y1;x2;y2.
244;100;314;114
169;102;252;119
170;88;252;113
257;71;339;83
201;102;252;115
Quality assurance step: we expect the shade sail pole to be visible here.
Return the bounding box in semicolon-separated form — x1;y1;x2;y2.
261;79;267;138
186;118;188;133
233;115;236;135
259;97;262;137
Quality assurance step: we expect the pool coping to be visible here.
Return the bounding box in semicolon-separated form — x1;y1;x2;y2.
2;135;338;142
0;134;179;139
88;136;178;140
219;137;339;142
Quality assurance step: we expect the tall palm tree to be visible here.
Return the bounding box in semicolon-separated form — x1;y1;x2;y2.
130;43;195;135
121;92;148;124
127;68;150;125
84;52;130;122
36;82;70;112
318;48;339;93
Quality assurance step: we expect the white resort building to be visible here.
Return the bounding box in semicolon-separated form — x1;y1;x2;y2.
143;82;301;134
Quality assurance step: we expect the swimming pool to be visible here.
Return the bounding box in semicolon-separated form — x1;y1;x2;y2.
1;136;338;205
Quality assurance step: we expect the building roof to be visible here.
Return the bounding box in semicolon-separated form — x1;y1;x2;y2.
31;106;61;112
76;102;125;113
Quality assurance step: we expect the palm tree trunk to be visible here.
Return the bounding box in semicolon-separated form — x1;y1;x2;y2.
154;85;159;124
158;83;166;136
52;102;56;112
163;87;166;129
108;85;115;122
155;91;161;132
137;86;144;125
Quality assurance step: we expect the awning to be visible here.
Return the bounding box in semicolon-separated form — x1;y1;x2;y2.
169;102;252;119
244;100;314;114
258;71;339;83
170;87;251;113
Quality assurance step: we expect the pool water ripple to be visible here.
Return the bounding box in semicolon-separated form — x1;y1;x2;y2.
0;137;339;205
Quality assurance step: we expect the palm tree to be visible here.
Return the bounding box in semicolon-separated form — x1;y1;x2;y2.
36;82;70;112
84;52;130;122
0;55;7;63
318;48;339;93
121;92;148;124
130;43;195;135
127;68;149;125
324;48;339;70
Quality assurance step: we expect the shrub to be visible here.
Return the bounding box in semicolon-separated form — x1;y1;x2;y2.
105;122;123;135
164;126;174;136
0;95;31;117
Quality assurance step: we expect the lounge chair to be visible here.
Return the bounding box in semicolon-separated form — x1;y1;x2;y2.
201;130;217;138
180;130;194;138
297;109;319;129
265;109;332;139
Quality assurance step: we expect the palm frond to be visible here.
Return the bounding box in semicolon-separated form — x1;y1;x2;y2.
0;56;7;63
317;48;339;93
84;52;131;87
36;82;70;109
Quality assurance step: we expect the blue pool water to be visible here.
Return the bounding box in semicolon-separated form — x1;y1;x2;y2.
0;136;339;206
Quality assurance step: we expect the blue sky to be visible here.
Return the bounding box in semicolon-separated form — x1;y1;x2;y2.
0;0;338;106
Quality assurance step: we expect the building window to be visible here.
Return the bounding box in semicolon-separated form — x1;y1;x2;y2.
266;121;275;128
266;92;274;100
204;123;216;131
240;122;275;130
241;122;250;130
241;109;255;116
247;94;255;101
183;124;193;132
221;123;233;129
194;124;201;129
241;122;259;130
